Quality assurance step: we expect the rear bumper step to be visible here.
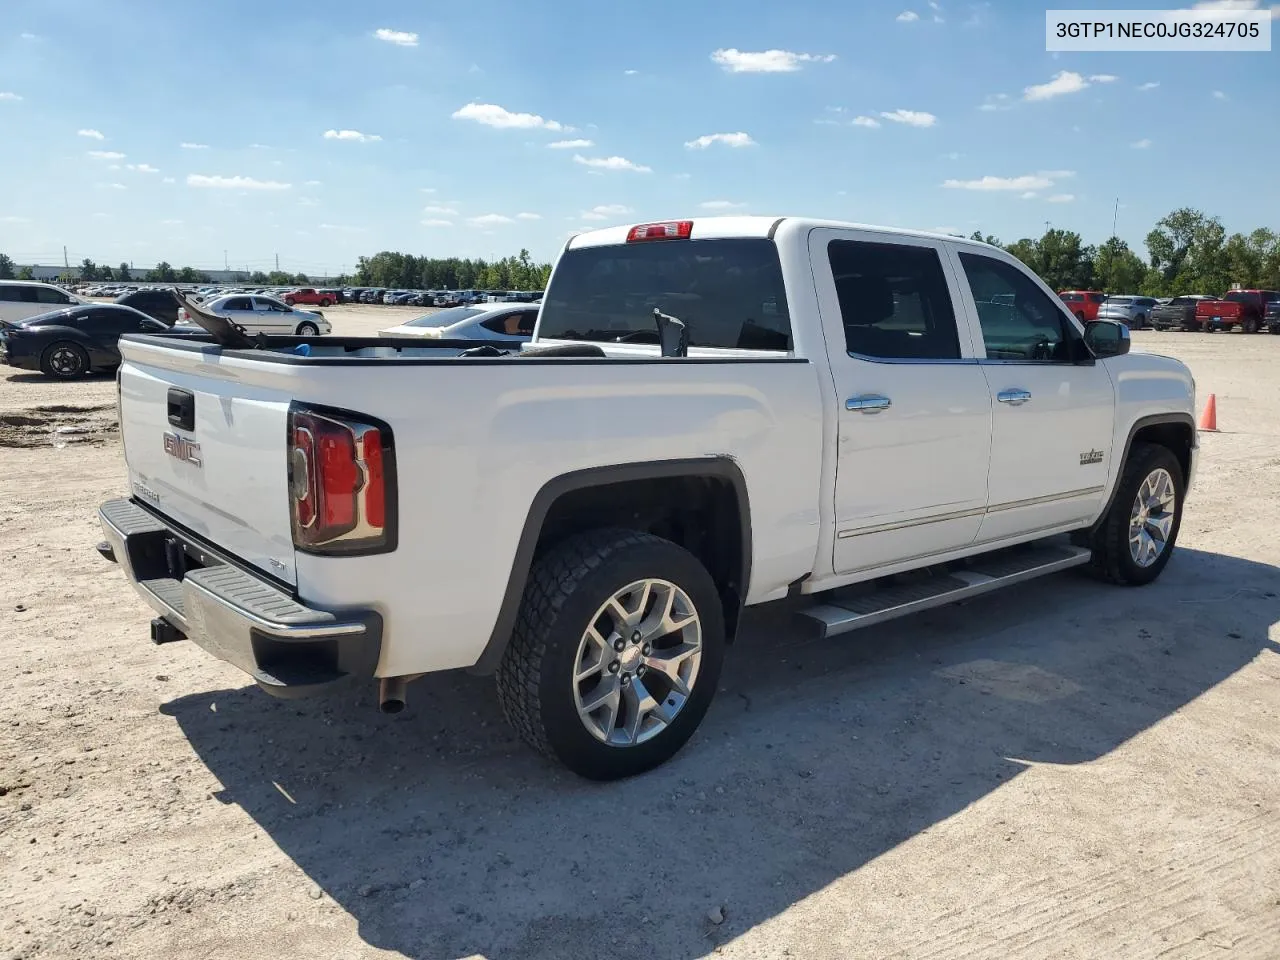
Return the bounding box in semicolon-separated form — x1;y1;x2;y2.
98;498;382;698
798;540;1092;639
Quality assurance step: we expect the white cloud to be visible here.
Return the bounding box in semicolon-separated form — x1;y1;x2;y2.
1019;191;1038;199
0;92;22;101
0;215;30;223
452;102;564;131
700;200;746;209
419;187;437;193
624;69;639;75
319;223;366;232
299;197;320;207
709;48;836;73
161;219;183;225
186;174;291;190
1047;194;1076;203
897;10;921;20
249;143;271;149
1089;74;1119;83
1212;89;1228;99
685;131;756;149
881;109;937;127
573;154;652;172
516;212;542;220
77;129;105;140
162;177;175;184
422;204;459;216
304;179;322;186
979;93;1011;111
374;28;418;47
20;32;37;40
943;174;1055;191
127;163;160;173
853;115;881;128
180;142;209;149
88;150;125;160
468;213;515;226
1024;71;1089;101
1131;138;1152;149
421;219;453;227
581;203;634;220
1138;81;1160;91
942;151;963;160
548;138;594;149
1190;1;1279;16
101;183;127;190
323;129;382;142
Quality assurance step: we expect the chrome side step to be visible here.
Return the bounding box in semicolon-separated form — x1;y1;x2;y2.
798;541;1093;639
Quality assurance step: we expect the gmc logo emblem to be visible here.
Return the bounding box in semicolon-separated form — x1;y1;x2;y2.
163;431;202;467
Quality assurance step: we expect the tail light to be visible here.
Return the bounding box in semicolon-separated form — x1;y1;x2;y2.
178;307;189;323
287;404;396;555
626;221;693;242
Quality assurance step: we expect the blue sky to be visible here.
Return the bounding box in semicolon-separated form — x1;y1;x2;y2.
1;0;1276;275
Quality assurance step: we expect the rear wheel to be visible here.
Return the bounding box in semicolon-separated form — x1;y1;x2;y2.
497;529;726;780
295;321;319;336
1242;316;1260;335
1086;442;1184;586
40;341;89;379
319;298;332;308
1133;313;1147;329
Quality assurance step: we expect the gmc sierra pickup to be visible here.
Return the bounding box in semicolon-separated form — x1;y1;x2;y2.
97;217;1198;780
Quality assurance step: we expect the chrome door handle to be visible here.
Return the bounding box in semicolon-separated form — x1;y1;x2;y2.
846;394;892;413
997;389;1032;405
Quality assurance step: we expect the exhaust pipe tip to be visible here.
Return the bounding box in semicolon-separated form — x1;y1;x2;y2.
378;676;409;714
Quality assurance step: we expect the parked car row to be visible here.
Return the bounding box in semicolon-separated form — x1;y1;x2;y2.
1058;288;1280;333
345;287;544;307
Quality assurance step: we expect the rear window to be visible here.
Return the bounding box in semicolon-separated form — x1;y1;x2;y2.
537;239;792;350
1224;291;1254;303
1059;293;1082;302
404;306;484;328
1104;297;1132;305
1087;293;1106;303
1170;297;1197;305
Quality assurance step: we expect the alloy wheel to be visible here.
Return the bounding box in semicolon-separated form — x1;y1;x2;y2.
1129;468;1176;567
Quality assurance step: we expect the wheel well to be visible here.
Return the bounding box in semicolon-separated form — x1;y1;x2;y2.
1132;420;1193;481
535;475;748;641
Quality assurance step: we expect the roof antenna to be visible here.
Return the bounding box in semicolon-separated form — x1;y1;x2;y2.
653;307;688;358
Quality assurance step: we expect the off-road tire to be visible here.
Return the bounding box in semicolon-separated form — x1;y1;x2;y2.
40;341;89;379
1086;441;1184;586
496;528;726;780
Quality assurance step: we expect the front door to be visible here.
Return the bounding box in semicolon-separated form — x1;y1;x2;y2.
948;248;1115;543
810;229;993;575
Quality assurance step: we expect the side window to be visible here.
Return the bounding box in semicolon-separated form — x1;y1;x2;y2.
226;297;252;311
0;287;15;302
36;287;70;304
958;253;1072;363
515;309;537;335
827;239;960;360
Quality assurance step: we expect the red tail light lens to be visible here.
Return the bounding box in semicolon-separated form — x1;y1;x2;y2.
288;405;396;555
626;221;693;242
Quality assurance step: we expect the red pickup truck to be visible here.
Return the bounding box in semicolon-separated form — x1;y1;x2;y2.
281;287;334;307
1194;289;1280;334
1058;290;1106;322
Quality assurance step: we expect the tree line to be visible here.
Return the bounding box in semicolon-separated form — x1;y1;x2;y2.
968;207;1280;295
2;209;1275;295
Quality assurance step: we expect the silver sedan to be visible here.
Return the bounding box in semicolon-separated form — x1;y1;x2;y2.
177;294;332;335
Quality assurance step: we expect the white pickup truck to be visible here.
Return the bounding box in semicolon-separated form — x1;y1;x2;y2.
98;217;1197;780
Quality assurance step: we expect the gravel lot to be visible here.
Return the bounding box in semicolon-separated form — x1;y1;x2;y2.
2;321;1278;960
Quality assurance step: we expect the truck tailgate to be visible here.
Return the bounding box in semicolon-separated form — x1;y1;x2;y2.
118;352;297;585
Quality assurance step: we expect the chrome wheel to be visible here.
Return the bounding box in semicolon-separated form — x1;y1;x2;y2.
1129;467;1176;567
48;345;84;376
572;578;702;747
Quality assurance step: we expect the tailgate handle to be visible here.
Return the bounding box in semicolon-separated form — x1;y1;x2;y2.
166;388;195;432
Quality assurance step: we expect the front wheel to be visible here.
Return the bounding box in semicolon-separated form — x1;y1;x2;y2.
497;529;726;780
1086;442;1184;586
41;341;89;379
295;322;319;336
1242;316;1259;334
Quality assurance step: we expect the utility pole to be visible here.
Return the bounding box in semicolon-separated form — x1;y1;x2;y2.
1111;197;1120;238
63;245;69;269
275;252;279;273
224;250;229;271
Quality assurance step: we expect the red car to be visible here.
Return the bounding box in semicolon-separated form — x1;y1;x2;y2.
282;287;334;307
1193;289;1280;334
1058;290;1106;322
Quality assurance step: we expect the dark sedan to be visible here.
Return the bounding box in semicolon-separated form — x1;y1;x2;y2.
1;303;173;378
114;288;182;325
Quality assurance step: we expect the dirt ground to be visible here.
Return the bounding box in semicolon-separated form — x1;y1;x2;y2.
2;319;1278;960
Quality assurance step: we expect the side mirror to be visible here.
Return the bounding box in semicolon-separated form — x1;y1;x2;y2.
1084;320;1130;358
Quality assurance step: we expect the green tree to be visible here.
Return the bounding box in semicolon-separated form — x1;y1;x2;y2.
0;253;14;280
266;270;294;286
969;231;1002;246
17;265;34;280
100;266;114;281
149;261;176;282
292;272;310;285
1093;237;1147;293
249;271;270;284
117;262;131;282
80;258;100;281
177;266;204;283
1144;208;1230;295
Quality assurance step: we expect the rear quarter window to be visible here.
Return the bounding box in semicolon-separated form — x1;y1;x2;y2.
538;238;793;350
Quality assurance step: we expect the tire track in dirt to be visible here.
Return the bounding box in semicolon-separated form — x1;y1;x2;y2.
0;404;119;449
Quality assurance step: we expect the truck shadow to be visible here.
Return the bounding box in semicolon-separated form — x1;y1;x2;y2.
161;547;1278;959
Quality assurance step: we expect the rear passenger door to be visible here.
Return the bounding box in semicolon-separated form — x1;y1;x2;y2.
948;247;1115;543
809;228;993;575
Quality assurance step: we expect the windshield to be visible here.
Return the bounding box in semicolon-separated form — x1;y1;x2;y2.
403;306;484;328
537;239;792;350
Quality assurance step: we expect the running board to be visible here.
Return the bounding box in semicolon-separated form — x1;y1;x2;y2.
798;541;1093;639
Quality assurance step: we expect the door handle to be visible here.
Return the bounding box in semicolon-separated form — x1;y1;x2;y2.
997;389;1032;405
846;394;892;413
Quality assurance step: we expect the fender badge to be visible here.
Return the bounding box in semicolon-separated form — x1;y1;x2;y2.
1079;449;1104;466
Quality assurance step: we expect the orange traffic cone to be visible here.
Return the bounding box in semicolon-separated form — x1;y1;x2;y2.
1199;394;1218;432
